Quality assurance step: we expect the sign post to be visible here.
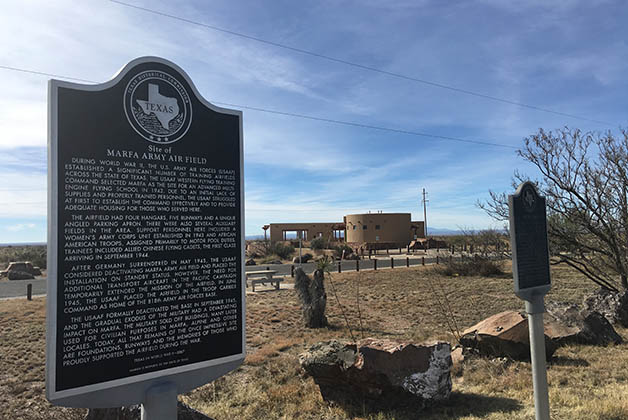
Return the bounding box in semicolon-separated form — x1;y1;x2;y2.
47;57;245;417
508;182;551;420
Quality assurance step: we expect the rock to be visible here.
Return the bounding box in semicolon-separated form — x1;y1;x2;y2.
294;268;327;328
545;301;622;346
450;347;464;368
460;311;557;360
264;259;282;265
4;261;41;278
84;401;212;420
583;288;628;327
245;241;268;259
292;253;313;264
299;339;451;410
8;270;34;280
343;253;359;260
245;258;256;266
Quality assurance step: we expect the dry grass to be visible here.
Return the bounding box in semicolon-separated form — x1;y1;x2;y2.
0;298;86;420
1;263;627;419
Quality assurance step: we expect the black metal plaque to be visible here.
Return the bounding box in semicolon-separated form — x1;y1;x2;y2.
47;57;245;406
508;182;551;297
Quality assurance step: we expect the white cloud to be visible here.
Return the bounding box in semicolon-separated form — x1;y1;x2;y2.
6;223;36;232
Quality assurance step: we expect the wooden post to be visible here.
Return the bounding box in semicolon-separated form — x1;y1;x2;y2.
27;283;32;301
391;257;394;269
406;257;409;267
356;259;360;272
422;257;425;266
436;255;439;264
374;259;378;270
291;265;294;277
338;261;341;273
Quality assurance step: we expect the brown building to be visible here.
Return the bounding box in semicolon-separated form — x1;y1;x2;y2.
266;212;425;248
266;222;345;243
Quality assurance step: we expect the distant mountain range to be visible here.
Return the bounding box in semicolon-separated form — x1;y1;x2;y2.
426;227;463;236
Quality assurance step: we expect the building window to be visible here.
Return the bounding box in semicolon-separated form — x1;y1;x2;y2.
363;225;367;230
375;225;381;230
353;225;356;230
375;235;380;241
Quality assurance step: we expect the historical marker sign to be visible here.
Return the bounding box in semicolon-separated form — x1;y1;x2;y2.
47;57;245;407
508;182;551;300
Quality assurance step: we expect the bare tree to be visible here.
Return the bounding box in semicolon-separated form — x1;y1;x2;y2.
479;128;628;291
458;227;510;258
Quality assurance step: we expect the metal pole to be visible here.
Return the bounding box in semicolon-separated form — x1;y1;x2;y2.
525;296;550;420
299;237;302;268
141;383;177;420
422;188;428;237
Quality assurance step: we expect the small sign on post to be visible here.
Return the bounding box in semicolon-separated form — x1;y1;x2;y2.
508;181;551;420
47;57;245;417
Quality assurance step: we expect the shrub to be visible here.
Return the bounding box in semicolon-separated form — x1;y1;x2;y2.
334;244;353;258
0;245;47;270
260;255;283;264
269;242;295;260
435;256;503;277
309;237;326;250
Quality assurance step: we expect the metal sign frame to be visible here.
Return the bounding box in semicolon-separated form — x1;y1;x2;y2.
46;56;246;407
508;181;551;420
508;181;551;303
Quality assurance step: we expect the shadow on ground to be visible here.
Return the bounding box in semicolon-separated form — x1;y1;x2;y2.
550;355;590;367
340;391;522;420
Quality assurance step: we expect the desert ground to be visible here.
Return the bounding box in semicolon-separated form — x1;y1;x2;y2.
1;262;627;420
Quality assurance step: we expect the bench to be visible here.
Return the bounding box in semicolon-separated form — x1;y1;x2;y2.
245;270;281;292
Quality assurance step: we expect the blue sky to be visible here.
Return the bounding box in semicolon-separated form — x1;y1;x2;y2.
1;0;627;243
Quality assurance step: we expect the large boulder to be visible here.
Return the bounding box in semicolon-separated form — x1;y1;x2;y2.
292;253;313;264
8;270;34;280
299;339;451;410
545;302;622;346
245;241;267;259
84;401;212;420
583;288;628;327
294;268;327;328
3;261;41;279
460;311;557;360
